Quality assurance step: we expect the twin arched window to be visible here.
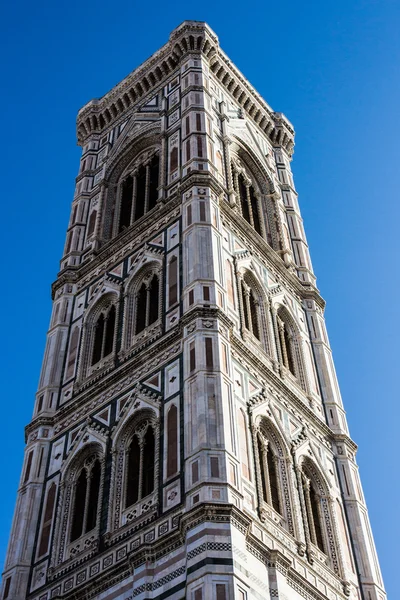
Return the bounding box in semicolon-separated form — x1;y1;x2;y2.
276;311;296;377
301;465;326;553
70;456;101;542
117;153;159;234
233;170;262;236
126;423;155;508
91;304;116;366
240;278;261;341
135;273;159;334
257;436;282;515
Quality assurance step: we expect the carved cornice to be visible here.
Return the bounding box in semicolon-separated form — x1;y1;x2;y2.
76;21;294;157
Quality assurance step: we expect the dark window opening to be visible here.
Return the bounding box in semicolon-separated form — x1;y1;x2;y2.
126;436;140;507
241;283;249;330
103;305;116;357
70;469;87;541
267;449;281;514
142;427;155;497
149;274;159;325
135;165;146;220
249;291;260;340
239;175;250;223
135;283;147;334
284;324;296;375
250;187;262;235
86;460;100;533
91;313;105;365
311;485;325;551
148;154;159;210
258;438;268;503
119;176;133;232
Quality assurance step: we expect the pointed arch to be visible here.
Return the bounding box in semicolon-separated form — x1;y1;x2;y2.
87;295;118;369
238;268;273;357
275;304;307;390
123;261;162;349
229;140;278;248
77;291;119;381
299;456;339;571
100;126;161;241
53;442;105;565
254;415;295;535
109;408;159;530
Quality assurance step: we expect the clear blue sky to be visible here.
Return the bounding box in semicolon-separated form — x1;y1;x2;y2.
0;0;398;595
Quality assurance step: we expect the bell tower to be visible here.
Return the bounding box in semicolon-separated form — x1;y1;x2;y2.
1;21;386;600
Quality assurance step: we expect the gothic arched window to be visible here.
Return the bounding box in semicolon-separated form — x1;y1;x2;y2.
91;304;116;366
125;423;156;509
231;164;263;237
124;265;162;349
116;153;160;234
257;436;282;515
240;276;262;342
302;466;326;553
134;273;160;335
276;309;298;378
70;456;102;543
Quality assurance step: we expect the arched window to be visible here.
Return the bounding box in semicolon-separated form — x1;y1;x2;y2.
240;276;261;342
276;311;297;377
135;273;159;335
91;304;116;366
257;437;282;515
124;266;162;349
70;457;101;542
125;423;155;508
231;165;262;236
116;153;160;234
302;470;325;553
255;419;295;535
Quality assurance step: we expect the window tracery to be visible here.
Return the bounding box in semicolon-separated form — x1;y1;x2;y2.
123;264;162;349
125;423;155;508
109;410;159;531
115;153;159;234
254;419;295;535
275;306;307;390
51;445;104;566
231;159;266;240
78;293;119;381
91;304;116;366
298;458;341;574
